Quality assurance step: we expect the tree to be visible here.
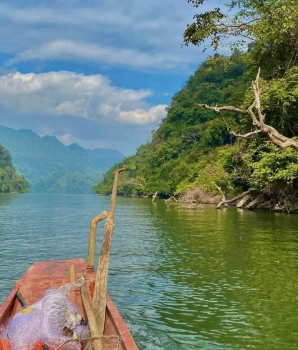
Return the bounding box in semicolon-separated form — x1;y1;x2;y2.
184;0;298;76
0;143;29;193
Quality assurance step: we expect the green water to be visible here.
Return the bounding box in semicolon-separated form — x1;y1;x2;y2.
1;194;298;349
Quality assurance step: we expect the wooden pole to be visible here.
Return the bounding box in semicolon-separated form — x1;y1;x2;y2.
81;283;103;350
87;211;108;269
92;168;125;335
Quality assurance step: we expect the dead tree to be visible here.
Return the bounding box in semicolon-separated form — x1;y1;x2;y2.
212;181;257;209
196;68;298;151
152;191;158;202
164;196;178;207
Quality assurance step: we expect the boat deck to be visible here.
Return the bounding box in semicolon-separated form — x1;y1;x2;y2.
0;259;138;350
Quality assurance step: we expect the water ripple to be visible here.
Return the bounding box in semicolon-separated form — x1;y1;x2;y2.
1;195;298;349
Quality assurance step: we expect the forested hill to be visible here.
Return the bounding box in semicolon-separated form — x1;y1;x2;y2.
94;51;255;196
0;126;124;193
93;49;298;212
0;143;29;193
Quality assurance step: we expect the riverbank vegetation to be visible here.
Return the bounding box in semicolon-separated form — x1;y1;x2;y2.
0;144;29;193
93;0;298;212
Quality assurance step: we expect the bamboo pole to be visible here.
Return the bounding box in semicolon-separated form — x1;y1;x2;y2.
92;167;125;335
87;211;108;269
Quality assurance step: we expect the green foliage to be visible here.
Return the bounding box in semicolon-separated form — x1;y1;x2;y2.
244;142;298;186
0;143;29;193
155;52;253;142
188;145;245;194
184;0;298;76
251;0;298;76
259;67;298;135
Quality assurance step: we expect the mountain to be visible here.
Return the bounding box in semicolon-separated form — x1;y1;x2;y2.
0;126;124;193
85;148;124;172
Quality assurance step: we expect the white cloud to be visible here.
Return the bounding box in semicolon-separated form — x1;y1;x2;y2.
0;3;132;26
118;105;167;125
0;0;224;154
0;0;220;71
6;40;191;70
0;71;167;125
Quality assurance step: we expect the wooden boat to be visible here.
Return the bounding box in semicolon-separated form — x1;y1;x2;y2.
0;168;138;350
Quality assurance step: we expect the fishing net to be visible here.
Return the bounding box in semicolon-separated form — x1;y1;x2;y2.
0;277;89;350
82;335;121;350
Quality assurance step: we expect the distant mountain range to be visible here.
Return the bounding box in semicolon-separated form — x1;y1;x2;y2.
85;148;125;172
0;125;124;193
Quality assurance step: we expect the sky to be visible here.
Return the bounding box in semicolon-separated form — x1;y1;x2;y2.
0;0;222;156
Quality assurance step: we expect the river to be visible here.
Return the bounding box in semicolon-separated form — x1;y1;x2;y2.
1;193;298;349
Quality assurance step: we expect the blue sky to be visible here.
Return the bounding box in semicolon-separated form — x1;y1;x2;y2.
0;0;222;155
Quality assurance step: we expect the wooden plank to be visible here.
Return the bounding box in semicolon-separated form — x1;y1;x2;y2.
0;288;18;323
69;264;76;305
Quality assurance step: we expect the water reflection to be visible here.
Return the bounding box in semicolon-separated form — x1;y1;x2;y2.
111;198;298;349
0;193;15;206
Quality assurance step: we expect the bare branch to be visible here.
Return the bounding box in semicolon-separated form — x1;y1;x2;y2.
196;103;247;114
152;191;158;202
211;182;229;209
219;112;261;139
230;129;262;139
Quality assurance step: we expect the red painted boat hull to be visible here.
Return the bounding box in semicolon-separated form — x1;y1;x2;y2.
0;258;138;350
